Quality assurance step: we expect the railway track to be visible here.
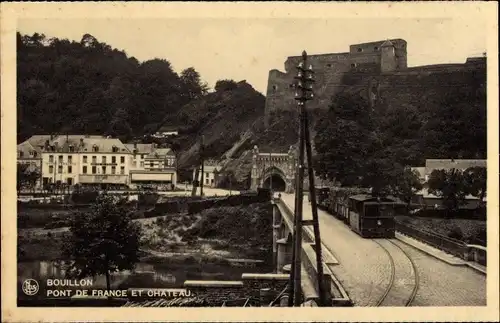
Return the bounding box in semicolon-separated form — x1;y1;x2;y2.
374;239;420;307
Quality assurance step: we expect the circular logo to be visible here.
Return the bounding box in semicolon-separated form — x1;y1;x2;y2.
22;279;39;296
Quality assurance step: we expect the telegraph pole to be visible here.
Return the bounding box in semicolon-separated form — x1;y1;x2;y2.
287;50;328;307
191;135;204;197
200;135;205;197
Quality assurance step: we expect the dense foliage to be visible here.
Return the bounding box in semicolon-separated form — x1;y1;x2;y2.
17;32;208;142
314;74;486;197
63;194;142;290
428;167;487;211
17;163;40;192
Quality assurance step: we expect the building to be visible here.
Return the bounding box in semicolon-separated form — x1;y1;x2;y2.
411;159;487;209
192;160;220;187
17;135;51;188
125;143;178;190
40;135;131;189
151;125;179;139
265;38;486;126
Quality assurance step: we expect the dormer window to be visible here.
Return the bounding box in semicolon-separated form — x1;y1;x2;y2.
357;48;363;52
351;63;357;68
112;145;118;153
92;144;99;152
374;46;379;51
19;151;24;158
69;145;74;152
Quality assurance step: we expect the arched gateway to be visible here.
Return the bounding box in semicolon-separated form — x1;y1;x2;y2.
250;145;296;193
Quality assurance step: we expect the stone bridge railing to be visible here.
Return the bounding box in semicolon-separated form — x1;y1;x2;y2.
272;197;351;306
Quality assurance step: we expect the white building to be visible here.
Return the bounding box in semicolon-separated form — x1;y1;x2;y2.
192;161;220;187
40;135;131;189
125;143;177;190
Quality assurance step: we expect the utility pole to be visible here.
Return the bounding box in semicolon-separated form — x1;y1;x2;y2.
269;152;273;193
287;50;328;307
191;135;204;197
200;135;205;197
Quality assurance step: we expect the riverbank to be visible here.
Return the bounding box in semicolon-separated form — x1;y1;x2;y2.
18;201;273;265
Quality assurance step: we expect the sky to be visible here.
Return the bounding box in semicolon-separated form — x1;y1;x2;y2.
18;17;487;95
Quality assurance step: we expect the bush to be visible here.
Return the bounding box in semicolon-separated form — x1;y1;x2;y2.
447;226;464;241
71;188;99;204
138;192;160;206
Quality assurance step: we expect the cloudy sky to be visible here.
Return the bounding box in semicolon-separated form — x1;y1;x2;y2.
16;6;489;95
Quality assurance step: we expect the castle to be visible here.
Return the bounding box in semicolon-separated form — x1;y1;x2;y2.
264;39;486;125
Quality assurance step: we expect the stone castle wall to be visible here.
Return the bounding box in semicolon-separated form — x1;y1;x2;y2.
264;38;485;124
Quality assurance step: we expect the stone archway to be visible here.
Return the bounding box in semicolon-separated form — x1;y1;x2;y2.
250;145;296;193
262;167;287;192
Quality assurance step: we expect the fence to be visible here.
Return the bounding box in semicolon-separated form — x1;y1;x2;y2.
395;221;468;259
395;221;487;267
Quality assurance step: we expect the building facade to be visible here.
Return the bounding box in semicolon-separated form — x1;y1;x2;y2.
192;160;220;187
125;143;177;190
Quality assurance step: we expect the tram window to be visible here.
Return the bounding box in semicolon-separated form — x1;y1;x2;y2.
364;205;380;217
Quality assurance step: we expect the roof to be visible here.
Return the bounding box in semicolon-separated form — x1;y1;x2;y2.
425;159;486;175
45;135;130;153
124;143;155;154
146;148;174;159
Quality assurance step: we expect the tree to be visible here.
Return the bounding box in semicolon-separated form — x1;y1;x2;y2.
17;163;40;192
63;194;142;291
427;168;468;211
392;167;424;210
214;79;237;92
180;67;208;99
314;93;376;187
463;166;487;206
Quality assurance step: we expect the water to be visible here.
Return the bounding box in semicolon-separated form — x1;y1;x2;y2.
18;260;266;300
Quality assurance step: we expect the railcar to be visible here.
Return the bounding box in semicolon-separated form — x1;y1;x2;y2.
348;194;401;238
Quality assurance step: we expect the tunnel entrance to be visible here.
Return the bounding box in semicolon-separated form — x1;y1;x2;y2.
263;174;286;192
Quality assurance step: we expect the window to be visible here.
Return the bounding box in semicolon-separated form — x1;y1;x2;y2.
326;63;332;67
374;46;379;51
59;155;63;163
351;63;357;68
33;151;38;158
206;172;209;178
120;156;125;163
49;165;54;174
83;156;87;163
68;156;72;164
111;166;116;174
68;166;72;173
83;166;87;174
112;156;116;163
102;166;106;174
92;145;99;152
19;151;24;158
357;47;363;52
205;178;209;185
272;85;278;92
120;166;125;175
67;178;73;185
58;165;63;173
92;166;97;174
140;161;144;168
92;156;97;164
102;156;107;164
49;155;54;163
69;145;74;152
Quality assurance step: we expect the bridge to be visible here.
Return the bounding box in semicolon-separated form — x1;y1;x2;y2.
271;192;487;306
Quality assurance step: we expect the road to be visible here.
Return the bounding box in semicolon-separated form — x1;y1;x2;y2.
280;193;486;306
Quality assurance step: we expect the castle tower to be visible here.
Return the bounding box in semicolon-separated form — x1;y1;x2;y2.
380;40;397;73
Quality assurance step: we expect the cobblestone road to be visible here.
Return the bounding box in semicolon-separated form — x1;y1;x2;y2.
393;240;486;306
280;193;487;306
